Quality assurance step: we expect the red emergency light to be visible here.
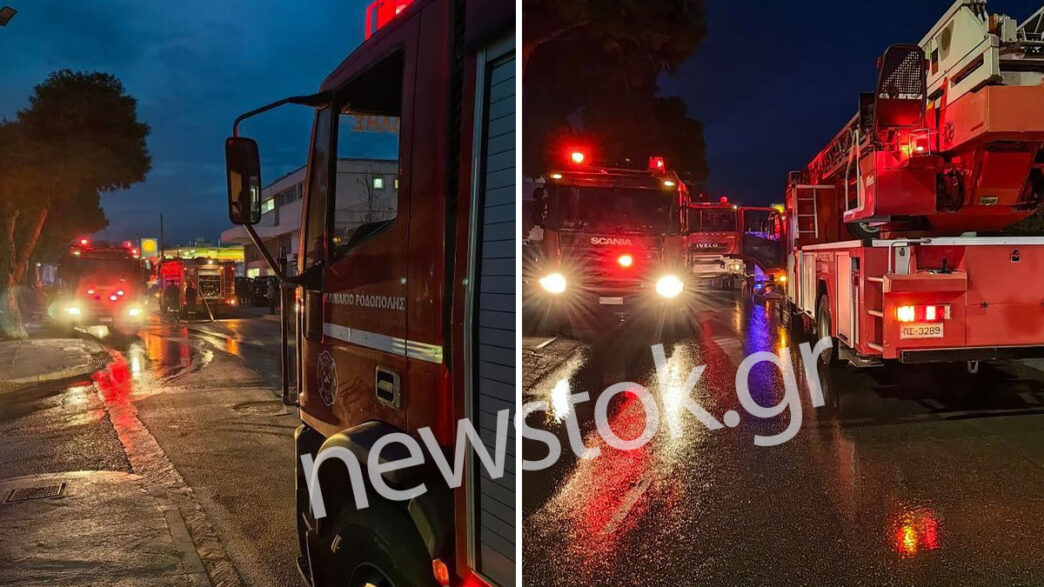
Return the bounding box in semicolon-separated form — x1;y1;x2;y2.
365;0;414;39
617;254;634;268
648;156;665;172
719;196;729;204
569;150;586;165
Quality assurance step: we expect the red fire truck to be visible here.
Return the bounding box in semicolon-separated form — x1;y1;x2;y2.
780;1;1044;372
53;238;148;335
685;199;786;291
159;258;238;318
526;153;691;326
223;0;514;585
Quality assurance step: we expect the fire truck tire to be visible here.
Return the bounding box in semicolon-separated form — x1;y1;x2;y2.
845;221;881;240
816;296;838;367
322;504;439;587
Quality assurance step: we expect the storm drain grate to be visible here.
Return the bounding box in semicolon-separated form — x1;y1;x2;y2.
5;483;66;503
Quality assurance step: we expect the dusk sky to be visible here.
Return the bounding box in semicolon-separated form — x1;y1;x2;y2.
4;1;1043;243
0;0;373;245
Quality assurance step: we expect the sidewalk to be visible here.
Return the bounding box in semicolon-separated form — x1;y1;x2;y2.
0;470;209;586
0;338;110;392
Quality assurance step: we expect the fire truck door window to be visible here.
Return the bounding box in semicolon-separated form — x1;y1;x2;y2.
690;209;737;232
331;51;403;260
303;107;333;269
743;210;776;239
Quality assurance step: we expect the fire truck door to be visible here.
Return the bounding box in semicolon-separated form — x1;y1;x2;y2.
302;47;415;431
741;209;784;271
465;36;516;587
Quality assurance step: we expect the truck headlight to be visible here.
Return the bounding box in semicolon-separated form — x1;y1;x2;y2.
66;305;81;315
128;307;143;317
539;272;567;294
655;275;684;299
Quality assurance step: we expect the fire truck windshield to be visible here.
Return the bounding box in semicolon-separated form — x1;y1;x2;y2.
547;186;674;235
689;208;737;233
63;257;139;284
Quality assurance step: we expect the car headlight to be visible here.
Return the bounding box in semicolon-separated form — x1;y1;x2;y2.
539;272;567;294
655;275;684;299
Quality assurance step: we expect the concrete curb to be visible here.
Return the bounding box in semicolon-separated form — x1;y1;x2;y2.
523;337;585;391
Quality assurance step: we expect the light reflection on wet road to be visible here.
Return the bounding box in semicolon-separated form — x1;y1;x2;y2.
522;291;1044;585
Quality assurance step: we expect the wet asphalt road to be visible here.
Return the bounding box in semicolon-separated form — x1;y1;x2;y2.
522;289;1044;586
0;315;300;586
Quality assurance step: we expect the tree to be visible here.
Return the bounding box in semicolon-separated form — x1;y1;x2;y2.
0;70;150;338
522;0;708;184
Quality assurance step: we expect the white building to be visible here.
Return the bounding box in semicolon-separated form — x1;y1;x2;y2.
222;158;399;277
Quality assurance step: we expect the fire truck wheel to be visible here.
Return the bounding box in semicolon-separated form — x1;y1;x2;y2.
816;296;838;367
845;221;881;240
324;504;439;587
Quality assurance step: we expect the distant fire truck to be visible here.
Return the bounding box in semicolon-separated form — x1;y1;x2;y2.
54;238;147;335
526;153;691;325
223;0;514;585
686;198;786;293
780;0;1044;374
159;258;238;317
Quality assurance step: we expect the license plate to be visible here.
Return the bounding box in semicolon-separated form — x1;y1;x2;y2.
599;297;624;306
99;316;113;323
900;322;943;339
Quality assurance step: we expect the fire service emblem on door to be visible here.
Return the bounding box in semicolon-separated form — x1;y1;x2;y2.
317;350;338;406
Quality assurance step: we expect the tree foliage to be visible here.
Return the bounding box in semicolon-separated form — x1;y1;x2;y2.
0;70;150;338
523;0;707;182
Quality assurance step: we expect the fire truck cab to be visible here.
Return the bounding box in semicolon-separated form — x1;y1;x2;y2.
53;238;147;335
526;154;691;326
782;1;1044;371
223;0;515;585
685;199;786;293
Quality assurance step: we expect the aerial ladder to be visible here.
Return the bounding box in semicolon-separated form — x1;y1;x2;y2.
781;0;1044;371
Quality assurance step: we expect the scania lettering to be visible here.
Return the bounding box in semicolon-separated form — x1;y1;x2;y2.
527;152;691;328
222;1;515;585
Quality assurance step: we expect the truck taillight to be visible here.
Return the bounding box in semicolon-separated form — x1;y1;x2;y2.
896;304;949;323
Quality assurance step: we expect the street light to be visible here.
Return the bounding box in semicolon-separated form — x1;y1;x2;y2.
0;6;16;27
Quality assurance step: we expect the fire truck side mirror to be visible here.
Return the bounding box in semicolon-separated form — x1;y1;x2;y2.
225;137;262;226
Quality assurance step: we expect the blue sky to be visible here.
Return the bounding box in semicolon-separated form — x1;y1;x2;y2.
0;0;374;244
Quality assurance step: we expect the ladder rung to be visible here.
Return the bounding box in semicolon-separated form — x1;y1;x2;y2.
867;342;884;352
867;309;883;318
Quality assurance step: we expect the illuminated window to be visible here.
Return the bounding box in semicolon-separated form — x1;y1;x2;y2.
373;177;384;190
261;199;275;214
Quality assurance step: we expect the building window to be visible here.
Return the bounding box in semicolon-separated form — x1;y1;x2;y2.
373;177;384;190
394;178;399;190
261;199;275;214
